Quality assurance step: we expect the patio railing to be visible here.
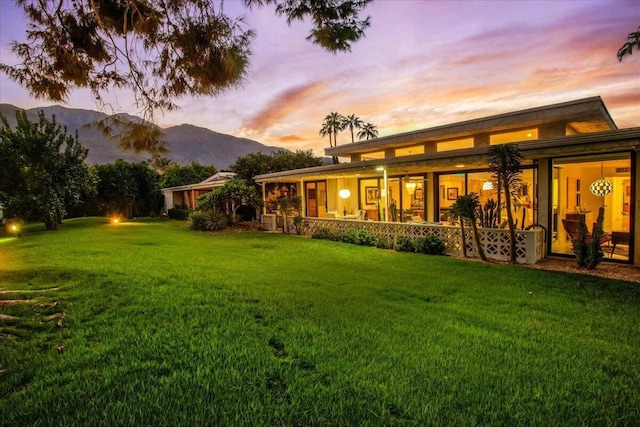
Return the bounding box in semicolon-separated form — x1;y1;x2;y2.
266;215;545;264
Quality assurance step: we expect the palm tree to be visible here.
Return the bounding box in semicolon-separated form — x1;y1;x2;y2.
357;122;378;141
343;114;363;143
487;143;524;264
319;121;333;147
617;26;640;61
449;193;486;261
321;112;345;164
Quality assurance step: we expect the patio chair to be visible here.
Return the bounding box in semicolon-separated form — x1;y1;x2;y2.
357;209;366;220
609;231;630;257
561;219;611;247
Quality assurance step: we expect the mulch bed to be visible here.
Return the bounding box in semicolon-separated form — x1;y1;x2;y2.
526;257;640;283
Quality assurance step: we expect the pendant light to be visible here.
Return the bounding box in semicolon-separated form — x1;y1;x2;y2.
589;162;613;197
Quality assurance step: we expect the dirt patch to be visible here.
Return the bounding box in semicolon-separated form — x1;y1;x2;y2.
0;299;37;307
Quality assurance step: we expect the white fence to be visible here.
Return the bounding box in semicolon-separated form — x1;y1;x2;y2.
265;215;545;264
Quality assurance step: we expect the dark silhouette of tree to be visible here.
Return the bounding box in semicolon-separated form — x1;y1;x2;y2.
357;122;378;140
343;114;363;143
1;0;372;154
160;163;218;188
618;26;640;61
0;110;92;230
487;143;524;264
320;112;345;164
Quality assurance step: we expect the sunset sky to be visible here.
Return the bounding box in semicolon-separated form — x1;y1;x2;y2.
0;0;638;157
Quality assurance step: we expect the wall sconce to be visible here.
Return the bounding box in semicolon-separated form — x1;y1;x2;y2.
482;181;494;191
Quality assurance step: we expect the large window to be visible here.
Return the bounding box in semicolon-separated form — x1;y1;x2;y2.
437;168;536;227
551;153;632;262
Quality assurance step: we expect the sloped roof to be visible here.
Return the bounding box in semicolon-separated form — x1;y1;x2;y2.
325;97;617;157
255;128;640;182
162;172;236;192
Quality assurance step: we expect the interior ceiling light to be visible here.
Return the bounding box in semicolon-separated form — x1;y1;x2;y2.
589;162;613;197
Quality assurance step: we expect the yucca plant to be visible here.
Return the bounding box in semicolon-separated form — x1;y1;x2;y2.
487;143;523;263
449;193;486;261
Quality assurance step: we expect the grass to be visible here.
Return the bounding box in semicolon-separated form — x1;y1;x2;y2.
1;217;639;425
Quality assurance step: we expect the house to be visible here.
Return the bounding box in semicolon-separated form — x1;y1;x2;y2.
162;171;236;212
254;97;639;265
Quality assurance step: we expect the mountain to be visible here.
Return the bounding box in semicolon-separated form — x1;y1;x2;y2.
0;104;284;169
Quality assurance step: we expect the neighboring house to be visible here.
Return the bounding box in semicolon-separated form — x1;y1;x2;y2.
162;171;236;212
255;97;639;265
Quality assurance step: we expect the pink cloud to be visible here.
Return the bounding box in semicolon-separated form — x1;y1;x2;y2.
240;81;327;133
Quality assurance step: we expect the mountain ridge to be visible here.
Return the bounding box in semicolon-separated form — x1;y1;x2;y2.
0;104;285;169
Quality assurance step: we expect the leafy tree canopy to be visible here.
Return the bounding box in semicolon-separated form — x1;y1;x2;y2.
1;0;372;154
230;149;321;181
89;159;163;218
160;162;218;188
0;110;93;230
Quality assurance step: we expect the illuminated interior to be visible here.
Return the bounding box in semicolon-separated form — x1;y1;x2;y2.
551;154;631;261
438;169;536;227
395;145;425;156
489;128;538;145
437;138;474;152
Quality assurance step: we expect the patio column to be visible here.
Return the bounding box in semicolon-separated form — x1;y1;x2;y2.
634;151;640;266
537;159;550;257
425;173;435;222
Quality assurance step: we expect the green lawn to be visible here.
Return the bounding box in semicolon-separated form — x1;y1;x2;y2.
1;217;639;425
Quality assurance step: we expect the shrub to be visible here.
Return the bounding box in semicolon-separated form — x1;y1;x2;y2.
189;210;228;231
168;208;190;220
394;236;415;252
205;210;229;231
312;228;336;240
189;211;208;231
414;235;446;255
376;237;393;249
342;229;378;246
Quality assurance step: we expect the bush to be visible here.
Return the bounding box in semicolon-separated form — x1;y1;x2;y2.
189;210;229;231
414;235;446;255
168;208;190;220
205;210;229;231
342;229;378;246
311;228;336;240
188;211;208;231
394;236;415;252
376;237;393;249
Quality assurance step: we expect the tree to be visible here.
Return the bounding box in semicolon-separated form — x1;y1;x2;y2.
0;110;92;230
487;143;524;264
449;193;486;261
160;162;218;188
343;114;363;143
1;0;372;154
321;112;346;164
617;26;640;61
230;150;321;182
208;178;262;217
90;160;163;218
357;122;378;140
